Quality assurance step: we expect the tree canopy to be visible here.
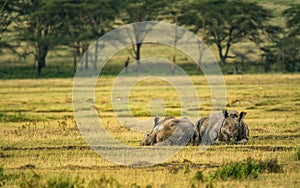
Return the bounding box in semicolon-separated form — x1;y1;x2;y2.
180;0;280;64
0;0;299;76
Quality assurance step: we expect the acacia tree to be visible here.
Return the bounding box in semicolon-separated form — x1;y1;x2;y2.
284;4;300;37
261;4;300;72
17;0;121;76
17;0;67;76
122;0;170;68
180;0;279;64
0;0;21;53
58;0;122;74
283;4;300;71
179;1;210;74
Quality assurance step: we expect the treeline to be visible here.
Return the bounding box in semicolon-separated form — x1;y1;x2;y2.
0;0;300;76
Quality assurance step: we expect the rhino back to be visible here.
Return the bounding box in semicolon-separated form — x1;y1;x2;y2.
156;118;195;146
200;113;225;145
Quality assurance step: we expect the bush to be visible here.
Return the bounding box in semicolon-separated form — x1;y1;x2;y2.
191;171;218;188
192;171;207;182
19;172;41;188
88;174;120;188
20;173;82;188
210;158;282;180
258;158;282;173
47;177;76;188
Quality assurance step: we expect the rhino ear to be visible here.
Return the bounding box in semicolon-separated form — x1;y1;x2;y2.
239;112;247;122
222;109;229;118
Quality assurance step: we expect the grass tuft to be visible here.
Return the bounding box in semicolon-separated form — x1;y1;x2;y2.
192;171;207;182
47;177;77;188
88;174;120;188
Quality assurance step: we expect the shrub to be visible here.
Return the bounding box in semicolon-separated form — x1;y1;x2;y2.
258;158;282;173
210;158;282;180
192;171;207;182
20;173;82;188
88;174;120;188
47;177;76;188
19;172;41;188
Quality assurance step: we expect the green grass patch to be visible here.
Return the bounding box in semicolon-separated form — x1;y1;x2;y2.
267;106;295;112
210;158;282;180
0;112;43;122
255;100;281;106
19;172;83;188
88;175;121;188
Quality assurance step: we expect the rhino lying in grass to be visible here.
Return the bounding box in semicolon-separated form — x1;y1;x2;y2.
141;110;249;146
196;110;249;145
140;116;199;146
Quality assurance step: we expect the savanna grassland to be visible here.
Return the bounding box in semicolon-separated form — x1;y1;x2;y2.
0;74;300;187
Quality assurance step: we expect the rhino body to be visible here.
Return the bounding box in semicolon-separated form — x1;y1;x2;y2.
142;110;249;146
197;110;249;145
216;111;249;144
195;112;225;145
141;116;199;146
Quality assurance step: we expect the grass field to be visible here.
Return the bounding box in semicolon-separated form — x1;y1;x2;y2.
0;74;300;187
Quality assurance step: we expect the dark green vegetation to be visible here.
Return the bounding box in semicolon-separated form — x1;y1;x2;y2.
0;0;300;78
0;75;299;187
210;158;282;180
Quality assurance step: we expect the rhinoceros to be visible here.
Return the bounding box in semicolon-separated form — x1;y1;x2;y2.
215;111;249;144
196;109;249;145
140;116;199;146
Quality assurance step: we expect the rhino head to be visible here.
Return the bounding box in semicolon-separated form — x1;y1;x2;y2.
216;110;248;144
140;116;175;146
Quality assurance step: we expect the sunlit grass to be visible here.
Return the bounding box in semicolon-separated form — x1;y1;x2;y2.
0;74;300;187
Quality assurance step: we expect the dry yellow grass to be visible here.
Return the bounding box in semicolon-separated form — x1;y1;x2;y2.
0;74;300;187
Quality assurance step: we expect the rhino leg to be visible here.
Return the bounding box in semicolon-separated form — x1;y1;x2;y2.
236;138;248;145
214;139;222;145
209;131;218;145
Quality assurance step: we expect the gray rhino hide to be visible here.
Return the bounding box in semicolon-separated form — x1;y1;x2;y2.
196;113;225;145
155;118;196;146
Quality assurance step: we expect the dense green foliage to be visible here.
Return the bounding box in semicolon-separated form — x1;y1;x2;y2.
0;0;299;76
180;0;281;64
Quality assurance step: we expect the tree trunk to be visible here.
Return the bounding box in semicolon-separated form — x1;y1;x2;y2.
220;56;226;65
197;43;205;75
36;44;48;76
85;50;89;70
136;42;142;68
93;40;99;76
73;48;77;74
37;55;46;77
216;43;226;64
234;62;238;74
